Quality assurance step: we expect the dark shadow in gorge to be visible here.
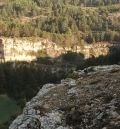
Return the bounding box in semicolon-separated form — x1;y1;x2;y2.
0;46;120;102
0;45;120;129
77;46;120;70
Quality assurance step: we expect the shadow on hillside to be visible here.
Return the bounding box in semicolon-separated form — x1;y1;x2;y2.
77;46;120;69
33;47;120;70
0;46;120;103
35;51;84;66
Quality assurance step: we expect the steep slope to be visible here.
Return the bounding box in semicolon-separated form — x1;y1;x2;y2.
9;65;120;129
0;0;120;46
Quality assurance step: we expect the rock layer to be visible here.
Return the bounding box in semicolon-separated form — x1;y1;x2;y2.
0;37;115;62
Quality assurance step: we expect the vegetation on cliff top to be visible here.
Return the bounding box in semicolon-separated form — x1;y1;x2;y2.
0;0;120;46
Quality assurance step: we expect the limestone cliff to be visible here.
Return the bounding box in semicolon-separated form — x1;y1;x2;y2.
0;37;116;62
9;65;120;129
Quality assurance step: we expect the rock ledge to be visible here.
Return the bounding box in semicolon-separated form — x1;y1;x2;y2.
9;65;120;129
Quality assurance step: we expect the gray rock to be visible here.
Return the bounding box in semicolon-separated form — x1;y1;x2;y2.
9;65;120;129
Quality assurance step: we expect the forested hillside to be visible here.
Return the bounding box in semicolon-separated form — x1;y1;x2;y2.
0;0;120;46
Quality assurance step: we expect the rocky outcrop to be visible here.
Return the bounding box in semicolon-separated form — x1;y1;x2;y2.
9;65;120;129
1;37;62;61
0;37;116;62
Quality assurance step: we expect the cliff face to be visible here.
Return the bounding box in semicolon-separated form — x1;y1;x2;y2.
9;65;120;129
0;37;113;62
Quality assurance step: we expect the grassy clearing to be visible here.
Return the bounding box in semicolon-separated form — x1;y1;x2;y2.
0;95;20;124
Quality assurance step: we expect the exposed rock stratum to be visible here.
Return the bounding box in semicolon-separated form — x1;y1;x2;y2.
1;37;116;62
9;65;120;129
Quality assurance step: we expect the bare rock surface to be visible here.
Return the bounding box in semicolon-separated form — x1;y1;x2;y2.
9;65;120;129
1;37;111;62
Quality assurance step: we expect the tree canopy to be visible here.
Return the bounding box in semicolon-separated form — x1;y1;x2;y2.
0;0;120;46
